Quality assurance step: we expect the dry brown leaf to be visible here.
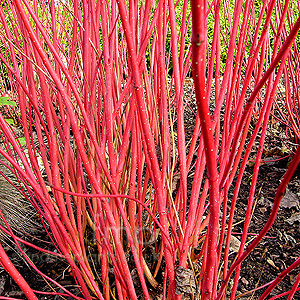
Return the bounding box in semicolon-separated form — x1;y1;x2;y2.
175;266;196;296
285;213;300;225
280;188;300;210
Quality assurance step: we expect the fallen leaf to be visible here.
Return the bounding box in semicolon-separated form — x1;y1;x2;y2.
258;196;273;208
264;147;289;157
285;213;300;225
175;266;196;296
229;235;241;253
280;188;300;210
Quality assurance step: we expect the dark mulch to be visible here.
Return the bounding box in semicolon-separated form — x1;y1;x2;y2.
232;152;300;299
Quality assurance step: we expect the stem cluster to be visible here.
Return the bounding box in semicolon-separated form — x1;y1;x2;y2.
0;0;299;299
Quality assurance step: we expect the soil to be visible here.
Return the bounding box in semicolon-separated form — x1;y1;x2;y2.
231;158;300;299
0;80;300;299
232;143;300;299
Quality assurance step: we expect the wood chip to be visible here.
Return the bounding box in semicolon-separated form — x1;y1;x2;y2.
267;259;279;270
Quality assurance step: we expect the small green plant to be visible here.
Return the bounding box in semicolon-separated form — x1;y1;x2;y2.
0;96;17;125
0;96;16;106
